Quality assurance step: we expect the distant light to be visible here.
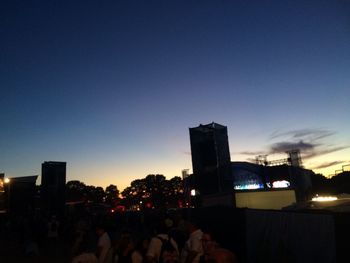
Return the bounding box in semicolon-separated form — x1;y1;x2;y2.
312;196;338;202
272;180;290;188
234;184;263;190
4;178;10;184
190;189;196;196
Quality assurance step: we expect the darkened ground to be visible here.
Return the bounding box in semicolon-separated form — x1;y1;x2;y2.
0;207;349;263
0;218;71;263
0;237;70;263
0;207;245;263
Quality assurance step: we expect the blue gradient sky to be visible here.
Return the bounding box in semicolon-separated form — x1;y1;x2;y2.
1;1;350;190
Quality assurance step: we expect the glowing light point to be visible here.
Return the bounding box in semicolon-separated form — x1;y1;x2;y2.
234;183;264;190
312;196;338;202
272;180;290;188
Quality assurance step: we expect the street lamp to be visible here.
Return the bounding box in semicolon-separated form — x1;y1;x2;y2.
4;178;11;213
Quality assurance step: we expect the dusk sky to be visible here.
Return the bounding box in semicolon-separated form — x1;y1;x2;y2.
1;1;350;190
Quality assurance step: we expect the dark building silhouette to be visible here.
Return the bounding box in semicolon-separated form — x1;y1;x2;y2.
0;173;5;212
41;161;66;216
189;122;233;195
4;175;38;216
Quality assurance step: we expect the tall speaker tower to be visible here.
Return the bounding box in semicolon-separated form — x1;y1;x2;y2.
41;161;66;216
189;122;232;195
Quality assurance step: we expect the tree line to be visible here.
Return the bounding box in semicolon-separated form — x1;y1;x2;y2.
65;171;350;210
65;174;186;210
310;171;350;195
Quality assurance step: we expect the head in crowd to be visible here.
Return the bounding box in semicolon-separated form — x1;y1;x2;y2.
201;229;220;255
185;219;201;235
116;234;134;255
95;223;107;237
155;218;174;234
135;237;150;254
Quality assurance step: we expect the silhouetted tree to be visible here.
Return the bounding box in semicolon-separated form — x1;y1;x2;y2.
121;179;147;209
121;174;184;210
84;185;105;204
310;171;350;195
147;174;167;208
167;176;184;207
330;171;350;194
66;180;87;202
105;184;119;206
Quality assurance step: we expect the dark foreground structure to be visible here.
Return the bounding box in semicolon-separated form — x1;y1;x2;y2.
3;175;38;216
189;206;346;263
41;161;66;216
0;205;347;263
0;173;5;212
186;123;344;262
188;122;312;209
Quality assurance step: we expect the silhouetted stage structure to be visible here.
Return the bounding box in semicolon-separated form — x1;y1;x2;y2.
187;122;312;209
186;122;350;261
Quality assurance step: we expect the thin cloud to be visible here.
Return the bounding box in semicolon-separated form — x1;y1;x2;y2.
267;128;347;161
269;129;283;140
239;151;266;156
309;161;346;170
343;163;350;171
269;128;335;141
270;140;316;154
311;131;336;141
302;146;350;160
234;128;346;169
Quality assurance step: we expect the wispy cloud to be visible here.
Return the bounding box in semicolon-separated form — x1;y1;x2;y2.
239;150;267;156
270;140;316;154
302;146;350;160
309;161;346;170
267;128;349;161
269;128;335;142
239;128;348;165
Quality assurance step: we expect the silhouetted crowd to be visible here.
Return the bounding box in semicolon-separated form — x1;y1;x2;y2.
0;209;239;263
